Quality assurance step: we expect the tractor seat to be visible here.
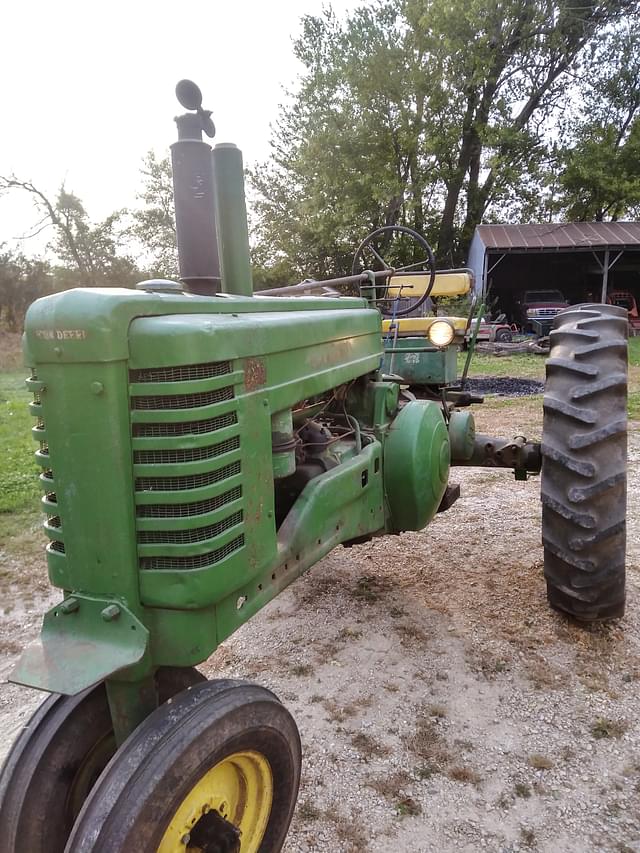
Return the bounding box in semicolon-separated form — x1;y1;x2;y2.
381;316;467;337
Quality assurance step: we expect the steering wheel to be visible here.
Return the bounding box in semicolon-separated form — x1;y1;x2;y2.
351;225;436;317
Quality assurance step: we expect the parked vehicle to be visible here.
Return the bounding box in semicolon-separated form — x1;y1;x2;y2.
607;290;640;335
466;313;516;344
520;289;569;335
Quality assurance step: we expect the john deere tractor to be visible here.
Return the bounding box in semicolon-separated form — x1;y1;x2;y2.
0;82;628;853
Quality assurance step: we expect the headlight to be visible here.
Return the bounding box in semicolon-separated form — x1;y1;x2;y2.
428;319;455;348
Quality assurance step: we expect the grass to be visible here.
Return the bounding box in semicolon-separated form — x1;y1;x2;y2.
351;731;392;759
0;369;40;515
528;753;553;770
591;717;629;740
458;349;546;380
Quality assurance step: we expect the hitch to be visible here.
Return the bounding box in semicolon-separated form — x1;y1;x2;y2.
451;433;542;480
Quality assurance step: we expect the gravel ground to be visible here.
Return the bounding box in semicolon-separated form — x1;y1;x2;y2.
464;377;544;397
0;403;638;853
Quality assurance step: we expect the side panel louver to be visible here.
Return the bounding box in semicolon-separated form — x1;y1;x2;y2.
27;371;67;561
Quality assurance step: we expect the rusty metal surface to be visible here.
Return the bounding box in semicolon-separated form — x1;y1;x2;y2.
244;357;266;390
476;222;640;252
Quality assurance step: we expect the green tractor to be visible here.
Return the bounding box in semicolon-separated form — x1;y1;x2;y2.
0;82;628;853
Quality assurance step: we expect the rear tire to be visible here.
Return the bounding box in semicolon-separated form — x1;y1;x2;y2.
542;304;628;621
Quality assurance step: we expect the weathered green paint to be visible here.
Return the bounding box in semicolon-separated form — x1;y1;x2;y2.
448;410;476;461
382;337;457;385
106;676;158;746
12;597;149;695
384;401;450;531
213;143;254;297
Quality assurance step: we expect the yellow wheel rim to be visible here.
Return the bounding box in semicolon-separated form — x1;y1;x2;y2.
158;750;273;852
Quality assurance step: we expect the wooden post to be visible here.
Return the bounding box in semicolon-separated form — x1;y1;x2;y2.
601;248;610;303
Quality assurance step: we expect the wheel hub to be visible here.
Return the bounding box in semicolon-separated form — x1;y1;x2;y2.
188;810;240;853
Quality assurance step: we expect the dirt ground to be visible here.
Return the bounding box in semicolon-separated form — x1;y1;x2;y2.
1;401;639;853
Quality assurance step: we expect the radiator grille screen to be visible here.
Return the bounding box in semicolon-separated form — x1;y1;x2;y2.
136;486;242;519
131;387;234;410
133;436;240;465
132;412;238;438
130;360;244;572
140;535;245;571
130;361;232;382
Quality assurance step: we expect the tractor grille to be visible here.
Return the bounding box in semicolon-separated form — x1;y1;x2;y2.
133;436;240;465
136;486;242;519
132;412;237;438
137;511;243;544
139;535;245;571
130;360;245;572
130;361;232;383
131;387;234;410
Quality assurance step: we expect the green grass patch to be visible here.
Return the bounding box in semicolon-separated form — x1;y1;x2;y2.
0;369;40;514
628;336;640;367
457;350;546;380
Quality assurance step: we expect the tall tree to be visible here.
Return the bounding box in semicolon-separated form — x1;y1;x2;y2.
558;20;640;221
0;178;138;287
0;246;52;331
129;151;178;278
251;0;638;277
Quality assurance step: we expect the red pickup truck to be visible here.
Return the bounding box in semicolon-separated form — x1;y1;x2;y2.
520;289;569;335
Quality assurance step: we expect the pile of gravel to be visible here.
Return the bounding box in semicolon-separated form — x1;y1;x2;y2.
464;377;544;397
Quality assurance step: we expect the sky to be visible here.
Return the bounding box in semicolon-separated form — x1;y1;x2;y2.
1;0;360;257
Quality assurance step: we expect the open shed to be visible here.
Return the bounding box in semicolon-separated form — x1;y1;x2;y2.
467;222;640;322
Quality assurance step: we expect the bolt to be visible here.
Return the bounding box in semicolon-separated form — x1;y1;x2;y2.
181;833;191;845
91;381;104;395
101;604;121;622
60;597;80;614
202;803;210;814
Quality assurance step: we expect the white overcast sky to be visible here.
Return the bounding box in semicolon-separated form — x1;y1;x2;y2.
1;0;359;256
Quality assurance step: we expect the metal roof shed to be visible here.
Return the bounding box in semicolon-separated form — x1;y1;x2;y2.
467;222;640;303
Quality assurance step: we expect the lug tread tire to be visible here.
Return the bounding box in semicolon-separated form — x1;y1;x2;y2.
65;679;302;853
542;304;628;621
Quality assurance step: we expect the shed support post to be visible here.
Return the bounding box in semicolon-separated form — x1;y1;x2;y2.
601;248;610;303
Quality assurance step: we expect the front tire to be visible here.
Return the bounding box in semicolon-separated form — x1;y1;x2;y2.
66;680;302;853
0;667;204;853
542;304;628;621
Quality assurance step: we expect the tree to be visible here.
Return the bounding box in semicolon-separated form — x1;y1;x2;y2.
0;246;53;331
0;178;138;287
129;151;178;278
251;0;639;277
558;21;640;221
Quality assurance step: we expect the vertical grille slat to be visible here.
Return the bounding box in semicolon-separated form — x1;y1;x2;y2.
129;360;244;572
30;370;66;558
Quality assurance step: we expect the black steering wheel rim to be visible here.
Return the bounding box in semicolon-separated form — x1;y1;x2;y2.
351;225;436;317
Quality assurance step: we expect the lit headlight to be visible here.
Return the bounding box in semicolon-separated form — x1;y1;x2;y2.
428;319;455;348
